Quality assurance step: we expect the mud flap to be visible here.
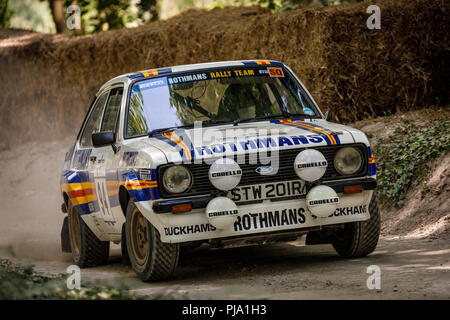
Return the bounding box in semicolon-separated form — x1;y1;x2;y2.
305;230;331;245
61;216;71;253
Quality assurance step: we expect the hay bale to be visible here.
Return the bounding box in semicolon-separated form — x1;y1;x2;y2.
0;0;448;148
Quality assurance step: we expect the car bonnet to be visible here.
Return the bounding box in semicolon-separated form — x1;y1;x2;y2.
144;119;360;164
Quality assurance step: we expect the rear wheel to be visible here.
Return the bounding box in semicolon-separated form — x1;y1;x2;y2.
330;193;380;258
125;200;179;281
67;201;109;267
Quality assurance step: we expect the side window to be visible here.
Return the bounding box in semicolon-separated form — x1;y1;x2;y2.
127;89;149;137
101;87;123;132
80;92;108;148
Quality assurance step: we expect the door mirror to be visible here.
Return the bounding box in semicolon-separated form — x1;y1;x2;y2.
92;131;115;147
325;108;332;121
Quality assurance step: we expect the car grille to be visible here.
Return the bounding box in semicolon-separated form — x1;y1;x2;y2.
157;143;368;198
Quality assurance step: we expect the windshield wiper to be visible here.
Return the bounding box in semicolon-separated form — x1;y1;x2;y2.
283;112;315;120
233;112;314;126
148;113;315;136
201;119;234;126
148;124;195;137
148;120;232;137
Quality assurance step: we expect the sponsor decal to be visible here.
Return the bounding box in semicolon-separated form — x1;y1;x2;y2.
178;134;328;161
234;208;306;231
164;223;216;236
168;73;207;84
308;197;339;206
329;205;367;217
296;160;327;169
139;169;152;181
64;144;75;163
138;78;166;90
73;149;92;169
210;169;242;178
208;209;239;218
210;69;255;79
123;151;139;167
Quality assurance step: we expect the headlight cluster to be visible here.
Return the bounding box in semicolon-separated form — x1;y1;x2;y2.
334;147;363;175
162;165;192;194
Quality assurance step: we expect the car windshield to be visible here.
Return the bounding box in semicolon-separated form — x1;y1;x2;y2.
126;66;319;137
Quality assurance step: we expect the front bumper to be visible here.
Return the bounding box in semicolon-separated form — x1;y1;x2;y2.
137;178;376;243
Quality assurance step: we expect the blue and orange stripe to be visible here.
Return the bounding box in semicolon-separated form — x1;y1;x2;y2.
276;119;340;145
368;147;376;175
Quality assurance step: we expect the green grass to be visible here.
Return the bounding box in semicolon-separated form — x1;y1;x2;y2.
0;259;148;300
374;120;450;207
0;258;189;300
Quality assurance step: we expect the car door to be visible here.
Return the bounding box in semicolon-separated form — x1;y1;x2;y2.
88;86;125;236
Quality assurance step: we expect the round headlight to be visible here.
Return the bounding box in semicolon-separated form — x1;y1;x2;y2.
334;147;363;175
162;165;192;194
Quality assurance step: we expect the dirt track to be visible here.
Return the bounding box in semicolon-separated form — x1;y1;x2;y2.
28;237;449;299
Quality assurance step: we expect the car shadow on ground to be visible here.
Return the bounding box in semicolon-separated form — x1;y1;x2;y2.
171;241;346;281
103;240;346;281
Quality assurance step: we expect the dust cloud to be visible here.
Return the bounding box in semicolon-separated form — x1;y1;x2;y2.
0;138;73;261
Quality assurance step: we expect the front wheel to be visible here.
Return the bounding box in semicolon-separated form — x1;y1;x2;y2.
125;200;179;281
330;193;381;258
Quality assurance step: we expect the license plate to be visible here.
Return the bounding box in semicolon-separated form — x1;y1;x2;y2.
229;180;306;202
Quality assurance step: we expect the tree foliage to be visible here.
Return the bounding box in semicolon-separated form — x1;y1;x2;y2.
0;0;13;28
47;0;159;34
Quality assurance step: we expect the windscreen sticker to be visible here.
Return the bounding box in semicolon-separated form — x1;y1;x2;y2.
136;77;167;91
210;69;255;78
268;67;284;77
136;68;279;91
168;73;208;85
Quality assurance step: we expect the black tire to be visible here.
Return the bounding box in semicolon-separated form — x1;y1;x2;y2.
330;192;380;258
67;201;110;267
121;223;130;266
125;199;179;282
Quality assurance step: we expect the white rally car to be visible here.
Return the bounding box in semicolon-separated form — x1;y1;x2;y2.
60;60;379;281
